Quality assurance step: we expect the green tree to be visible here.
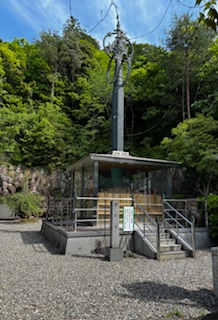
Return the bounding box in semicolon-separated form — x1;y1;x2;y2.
161;114;218;196
0;103;75;170
124;43;176;157
166;14;214;120
191;37;218;119
195;0;218;31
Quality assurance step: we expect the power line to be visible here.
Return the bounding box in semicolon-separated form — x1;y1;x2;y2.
130;0;173;41
177;0;196;9
88;0;118;34
177;0;204;10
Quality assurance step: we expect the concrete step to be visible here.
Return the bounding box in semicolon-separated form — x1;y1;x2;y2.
141;226;190;260
150;238;176;246
160;250;189;260
160;243;182;252
144;231;170;239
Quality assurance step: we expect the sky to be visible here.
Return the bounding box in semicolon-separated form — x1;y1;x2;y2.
0;0;201;46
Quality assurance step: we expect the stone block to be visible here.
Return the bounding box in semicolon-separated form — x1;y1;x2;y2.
0;204;15;220
108;247;123;262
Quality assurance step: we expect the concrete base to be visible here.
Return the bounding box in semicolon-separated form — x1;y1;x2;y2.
107;247;123;261
41;221;214;260
41;221;133;256
134;230;156;259
0;204;15;220
177;228;215;249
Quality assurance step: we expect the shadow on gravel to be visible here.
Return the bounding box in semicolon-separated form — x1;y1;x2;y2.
201;312;218;319
20;230;61;255
120;281;216;310
0;227;61;255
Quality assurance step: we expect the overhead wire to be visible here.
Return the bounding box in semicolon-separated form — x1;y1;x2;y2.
177;0;204;10
130;0;173;40
88;0;118;34
177;0;197;9
71;0;204;43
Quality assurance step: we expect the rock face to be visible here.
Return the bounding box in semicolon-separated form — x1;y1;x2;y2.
0;165;69;198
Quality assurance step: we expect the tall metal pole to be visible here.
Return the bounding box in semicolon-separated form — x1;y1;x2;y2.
112;59;124;150
103;18;133;152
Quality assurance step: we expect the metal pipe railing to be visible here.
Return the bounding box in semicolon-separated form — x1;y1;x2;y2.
156;219;161;261
133;197;158;252
163;199;196;257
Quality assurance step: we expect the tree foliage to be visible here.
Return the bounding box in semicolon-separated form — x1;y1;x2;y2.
195;0;218;31
162;114;218;196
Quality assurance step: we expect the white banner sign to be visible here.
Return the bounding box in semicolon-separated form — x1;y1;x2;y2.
123;206;134;231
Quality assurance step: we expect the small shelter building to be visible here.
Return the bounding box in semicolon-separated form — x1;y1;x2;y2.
68;150;180;198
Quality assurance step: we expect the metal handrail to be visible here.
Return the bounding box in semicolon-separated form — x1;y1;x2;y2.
163;199;196;257
133;198;159;254
135;201;157;226
164;202;192;226
76;196;132;201
73;196;133;231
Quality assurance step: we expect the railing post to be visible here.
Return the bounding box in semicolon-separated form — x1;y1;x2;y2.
74;210;77;232
60;198;63;226
162;195;165;229
131;193;134;207
143;209;145;236
132;194;137;233
191;216;196;258
176;211;178;236
104;199;107;230
156;218;161;261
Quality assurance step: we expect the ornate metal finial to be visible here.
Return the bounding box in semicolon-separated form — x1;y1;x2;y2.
103;16;134;88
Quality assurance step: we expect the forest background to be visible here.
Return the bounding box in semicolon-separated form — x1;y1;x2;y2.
0;12;218;198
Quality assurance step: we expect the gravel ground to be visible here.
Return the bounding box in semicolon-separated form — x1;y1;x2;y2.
0;220;217;320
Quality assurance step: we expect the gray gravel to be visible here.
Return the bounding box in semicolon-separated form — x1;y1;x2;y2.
0;220;217;320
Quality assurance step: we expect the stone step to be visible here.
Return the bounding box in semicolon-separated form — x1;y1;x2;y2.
160;250;188;260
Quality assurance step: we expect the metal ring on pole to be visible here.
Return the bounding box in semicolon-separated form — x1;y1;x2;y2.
103;19;134;88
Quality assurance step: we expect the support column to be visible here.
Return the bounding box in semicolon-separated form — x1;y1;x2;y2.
71;170;75;197
81;167;85;197
166;168;172;197
93;161;99;197
81;167;85;219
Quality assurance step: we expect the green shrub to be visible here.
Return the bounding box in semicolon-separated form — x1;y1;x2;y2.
207;194;218;238
6;189;43;218
0;196;7;204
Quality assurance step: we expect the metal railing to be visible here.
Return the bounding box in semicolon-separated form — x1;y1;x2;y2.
133;197;161;258
74;196;133;231
46;195;196;259
163;199;196;258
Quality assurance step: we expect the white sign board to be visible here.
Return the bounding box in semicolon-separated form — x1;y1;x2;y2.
123;206;134;231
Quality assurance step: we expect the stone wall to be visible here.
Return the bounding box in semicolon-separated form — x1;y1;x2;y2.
0;165;69;198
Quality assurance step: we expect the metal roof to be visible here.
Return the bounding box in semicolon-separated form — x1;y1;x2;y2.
67;151;180;172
